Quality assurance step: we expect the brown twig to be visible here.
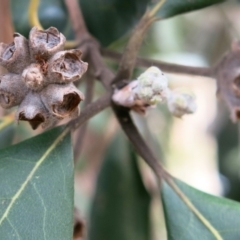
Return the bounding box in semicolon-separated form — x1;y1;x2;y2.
64;0;114;89
112;13;156;84
67;93;112;131
74;73;95;163
0;0;14;43
64;0;89;43
102;48;215;78
88;46;114;89
112;104;167;180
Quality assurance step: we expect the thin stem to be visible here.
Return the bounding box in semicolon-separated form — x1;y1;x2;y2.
74;73;95;163
64;0;114;88
112;0;166;84
112;104;166;179
102;48;215;78
64;0;89;41
67;93;112;131
113;13;155;83
149;0;166;18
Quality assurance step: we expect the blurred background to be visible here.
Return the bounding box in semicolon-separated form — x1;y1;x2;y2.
1;0;240;239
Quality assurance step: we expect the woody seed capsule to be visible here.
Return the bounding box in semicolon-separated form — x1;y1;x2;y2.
0;33;30;73
29;27;66;61
40;83;84;119
47;50;88;84
0;74;28;108
16;91;57;130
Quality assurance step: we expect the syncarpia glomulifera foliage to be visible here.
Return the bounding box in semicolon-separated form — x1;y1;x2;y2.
0;27;88;129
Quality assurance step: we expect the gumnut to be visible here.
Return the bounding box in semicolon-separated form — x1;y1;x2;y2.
47;49;88;84
40;83;84;119
29;27;66;61
0;33;30;73
167;89;197;118
16;92;57;130
0;74;28;108
0;26;88;129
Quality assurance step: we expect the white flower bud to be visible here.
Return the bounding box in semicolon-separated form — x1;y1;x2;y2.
138;66;168;90
134;66;169;105
167;90;197;118
135;86;154;101
113;67;170;114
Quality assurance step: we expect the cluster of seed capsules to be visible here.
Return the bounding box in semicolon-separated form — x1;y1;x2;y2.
0;27;88;129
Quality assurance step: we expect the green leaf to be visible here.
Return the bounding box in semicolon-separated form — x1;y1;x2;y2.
161;178;240;240
0;127;74;239
80;0;149;46
155;0;225;19
11;0;225;47
0;114;15;149
11;0;68;38
89;133;151;240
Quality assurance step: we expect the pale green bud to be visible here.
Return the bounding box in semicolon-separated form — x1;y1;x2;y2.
167;91;197;118
136;86;154;101
149;95;163;105
137;66;168;99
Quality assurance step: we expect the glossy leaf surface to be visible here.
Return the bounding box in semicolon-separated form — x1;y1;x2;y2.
0;127;74;239
155;0;225;19
162;178;240;240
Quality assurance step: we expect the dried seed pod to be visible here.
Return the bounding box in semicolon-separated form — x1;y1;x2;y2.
16;91;57;129
22;63;46;91
0;33;30;73
29;27;66;61
0;73;28;108
47;50;88;83
40;83;84;119
215;46;240;122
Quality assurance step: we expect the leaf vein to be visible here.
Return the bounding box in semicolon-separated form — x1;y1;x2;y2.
0;129;68;225
32;182;47;240
7;217;20;240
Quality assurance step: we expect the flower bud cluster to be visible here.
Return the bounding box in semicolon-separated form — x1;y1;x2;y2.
112;66;196;117
0;27;88;129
